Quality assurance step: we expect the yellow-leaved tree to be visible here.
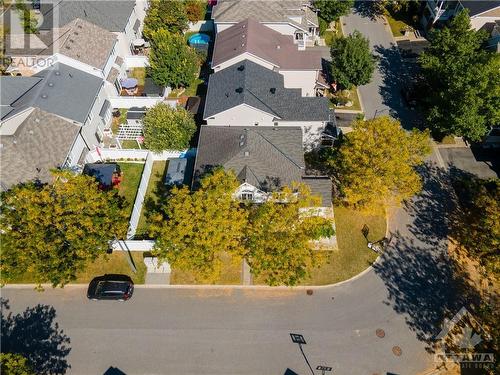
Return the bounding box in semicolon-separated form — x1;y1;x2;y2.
331;116;431;213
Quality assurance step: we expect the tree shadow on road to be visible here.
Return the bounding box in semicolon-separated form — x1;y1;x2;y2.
1;298;71;374
352;0;383;20
374;44;423;130
373;162;481;351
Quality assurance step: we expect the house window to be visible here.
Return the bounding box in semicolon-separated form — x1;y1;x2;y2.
308;27;315;34
295;33;304;40
241;192;253;200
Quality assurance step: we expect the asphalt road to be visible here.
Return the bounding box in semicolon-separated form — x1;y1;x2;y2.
342;5;418;128
1;151;456;375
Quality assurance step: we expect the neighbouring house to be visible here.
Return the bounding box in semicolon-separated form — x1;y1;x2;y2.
7;18;119;79
0;108;81;190
203;59;333;145
211;18;328;96
193;125;332;213
39;0;148;58
421;0;500;31
483;19;500;52
211;0;320;48
0;63;111;162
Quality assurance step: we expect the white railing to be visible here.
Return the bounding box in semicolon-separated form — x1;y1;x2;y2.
109;95;177;109
112;240;155;252
124;55;149;68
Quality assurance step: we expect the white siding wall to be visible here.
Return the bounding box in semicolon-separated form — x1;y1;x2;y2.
205;104;276;126
264;23;298;36
279;69;318;97
278;120;327;146
213;53;276;71
80;84;108;147
215;23;234;33
66;133;88;166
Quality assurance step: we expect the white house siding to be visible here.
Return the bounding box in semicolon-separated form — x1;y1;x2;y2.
278;120;327;146
279;69;317;97
213;53;276;72
205;104;276;126
264;23;299;36
0;108;34;135
80;84;109;147
470;16;500;31
65;133;88;166
214;22;234;33
234;182;268;203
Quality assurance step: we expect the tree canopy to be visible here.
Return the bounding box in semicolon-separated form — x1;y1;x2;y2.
183;0;206;23
0;171;128;287
142;103;196;152
245;184;333;286
148;29;199;89
152;168;248;283
328;116;430;213
152;170;333;285
330;30;375;89
419;10;500;141
143;0;188;39
0;353;33;375
314;0;354;23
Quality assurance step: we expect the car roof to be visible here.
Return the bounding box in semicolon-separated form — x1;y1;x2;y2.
97;280;129;293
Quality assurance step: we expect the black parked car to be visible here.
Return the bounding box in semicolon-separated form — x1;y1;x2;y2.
87;275;134;301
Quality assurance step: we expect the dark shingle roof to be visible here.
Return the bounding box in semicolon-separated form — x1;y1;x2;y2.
39;0;136;32
1;63;103;123
212;18;322;70
0;108;81;189
194;126;331;206
203;60;331;121
460;1;500;16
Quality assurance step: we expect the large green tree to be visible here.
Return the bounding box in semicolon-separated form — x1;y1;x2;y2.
143;0;188;39
183;0;206;23
245;183;333;286
148;29;199;89
152;169;248;283
0;171;128;287
329;116;430;213
330;30;375;89
419;10;500;141
0;353;33;375
142;103;196;152
314;0;354;22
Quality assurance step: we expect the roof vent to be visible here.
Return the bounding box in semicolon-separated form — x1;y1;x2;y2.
239;134;245;140
244;151;249;157
276;45;280;49
241;43;245;47
235;87;243;94
239;141;245;147
270;87;276;94
41;93;48;99
29;130;34;135
55;71;61;76
237;65;245;71
242;34;246;38
48;82;54;87
34;118;40;123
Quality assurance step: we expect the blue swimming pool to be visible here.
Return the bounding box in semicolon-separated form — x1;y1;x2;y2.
188;33;211;46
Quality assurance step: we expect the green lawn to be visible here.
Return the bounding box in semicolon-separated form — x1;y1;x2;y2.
329;87;362;111
298;206;386;285
130;67;146;86
170;253;242;285
4;252;147;285
168;76;203;98
136;160;168;237
384;9;414;37
118;162;144;217
121;140;142;149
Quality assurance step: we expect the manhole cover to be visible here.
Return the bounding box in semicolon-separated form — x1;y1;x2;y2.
306;289;313;295
375;329;385;338
392;346;402;356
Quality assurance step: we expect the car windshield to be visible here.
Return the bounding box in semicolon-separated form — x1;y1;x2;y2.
95;281;128;295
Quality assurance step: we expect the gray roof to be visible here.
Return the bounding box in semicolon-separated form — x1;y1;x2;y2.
194;126;305;191
1;63;103;123
0;108;81;189
302;176;332;206
212;18;322;70
212;0;318;29
194;126;331;205
203;59;331;121
460;1;500;16
40;0;136;32
0;77;41;118
54;18;117;69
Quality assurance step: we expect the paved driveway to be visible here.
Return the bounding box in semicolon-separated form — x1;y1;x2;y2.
342;6;418;128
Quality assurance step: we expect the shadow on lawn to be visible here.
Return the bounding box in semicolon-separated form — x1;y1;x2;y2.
1;298;71;374
373;162;481;350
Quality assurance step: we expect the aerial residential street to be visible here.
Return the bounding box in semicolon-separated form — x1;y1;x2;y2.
2;153;453;375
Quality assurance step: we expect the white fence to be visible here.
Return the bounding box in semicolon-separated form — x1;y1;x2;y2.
109;95;177;109
86;148;149;163
112;240;155;252
124;55;149;68
127;149;189;239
